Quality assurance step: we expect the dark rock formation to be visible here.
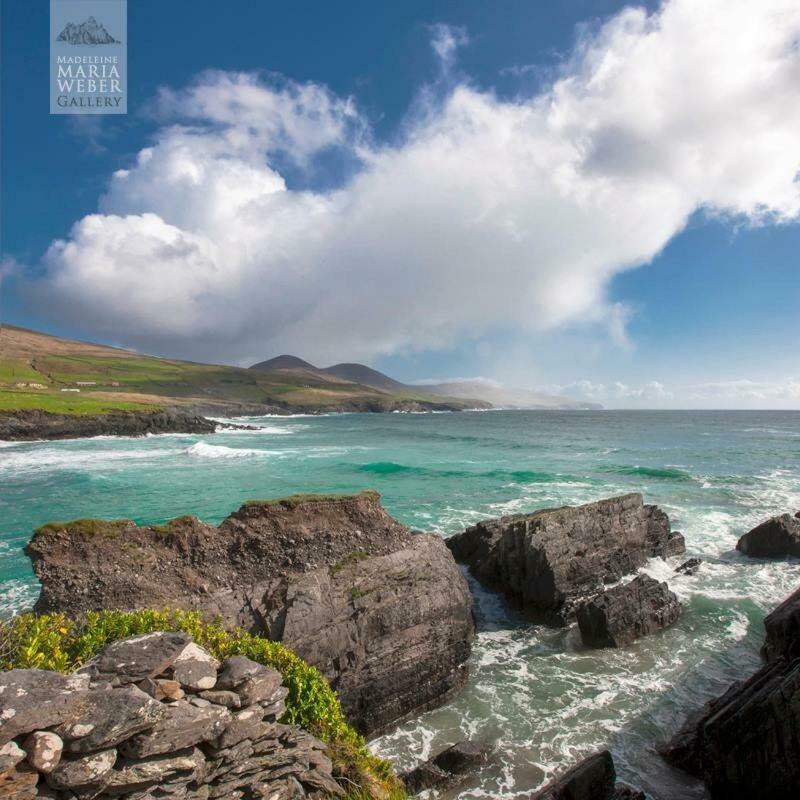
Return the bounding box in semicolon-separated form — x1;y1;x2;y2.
661;584;800;798
56;17;118;45
25;492;474;735
736;513;800;558
577;574;682;648
0;633;343;799
0;409;218;442
447;494;685;624
675;557;702;576
530;750;645;799
400;740;490;794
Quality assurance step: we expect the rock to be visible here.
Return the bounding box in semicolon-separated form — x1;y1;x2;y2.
736;513;800;558
21;732;63;773
448;494;685;624
171;643;220;691
119;702;231;758
0;742;25;772
46;748;117;794
26;492;474;735
215;657;265;691
577;574;682;648
55;685;166;753
613;784;646;799
0;670;90;744
138;677;184;702
531;750;616;799
78;632;192;685
197;690;241;709
400;740;490;794
763;584;800;662
675;557;702;576
0;763;38;800
104;747;206;794
213;707;273;749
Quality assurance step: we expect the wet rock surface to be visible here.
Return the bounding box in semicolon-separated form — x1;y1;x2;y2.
736;513;800;558
661;583;800;799
0;634;343;799
577;574;682;648
447;493;685;624
399;739;490;794
25;492;474;735
530;750;644;799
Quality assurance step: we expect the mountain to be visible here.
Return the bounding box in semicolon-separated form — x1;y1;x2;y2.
249;355;601;410
56;16;118;45
421;380;602;410
0;325;478;417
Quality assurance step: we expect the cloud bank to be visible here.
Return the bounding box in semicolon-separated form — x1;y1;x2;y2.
34;0;800;365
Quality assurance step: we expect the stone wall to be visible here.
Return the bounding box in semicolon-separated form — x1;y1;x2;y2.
0;632;343;800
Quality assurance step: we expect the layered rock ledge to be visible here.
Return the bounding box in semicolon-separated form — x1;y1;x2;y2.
25;492;475;735
446;493;685;624
661;583;800;798
0;409;218;441
0;632;342;799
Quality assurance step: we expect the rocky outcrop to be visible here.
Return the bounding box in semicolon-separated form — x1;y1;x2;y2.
0;633;342;799
0;409;218;441
399;740;490;794
736;513;800;558
25;492;475;735
660;584;800;798
577;574;682;648
675;557;702;576
446;494;685;624
530;750;645;799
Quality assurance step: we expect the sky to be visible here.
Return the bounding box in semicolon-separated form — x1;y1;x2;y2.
1;0;799;409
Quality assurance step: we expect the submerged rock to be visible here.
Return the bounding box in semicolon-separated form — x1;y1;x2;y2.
577;574;682;648
661;583;800;798
400;740;490;794
736;513;800;558
675;557;702;576
530;750;644;799
447;493;685;624
25;491;474;735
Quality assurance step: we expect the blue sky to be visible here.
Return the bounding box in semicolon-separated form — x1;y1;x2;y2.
2;0;799;408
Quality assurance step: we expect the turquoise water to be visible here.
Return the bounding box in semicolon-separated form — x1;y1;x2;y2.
2;410;800;798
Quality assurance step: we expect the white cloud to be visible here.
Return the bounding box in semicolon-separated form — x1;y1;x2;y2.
31;0;800;365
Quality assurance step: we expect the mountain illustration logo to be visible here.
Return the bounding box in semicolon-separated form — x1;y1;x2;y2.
56;16;119;45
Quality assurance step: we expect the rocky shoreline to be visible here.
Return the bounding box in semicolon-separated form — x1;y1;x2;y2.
6;493;800;798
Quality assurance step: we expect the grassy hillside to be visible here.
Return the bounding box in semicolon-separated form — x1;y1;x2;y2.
0;325;481;416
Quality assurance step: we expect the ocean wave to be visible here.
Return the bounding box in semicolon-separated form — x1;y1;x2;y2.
0;445;178;476
184;442;266;459
601;464;694;481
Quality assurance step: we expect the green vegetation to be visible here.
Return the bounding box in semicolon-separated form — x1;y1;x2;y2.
0;609;404;800
349;586;374;600
151;515;199;534
244;490;380;510
0;389;154;415
331;550;371;575
34;519;133;538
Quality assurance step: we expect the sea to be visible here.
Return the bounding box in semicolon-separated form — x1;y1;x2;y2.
2;410;799;799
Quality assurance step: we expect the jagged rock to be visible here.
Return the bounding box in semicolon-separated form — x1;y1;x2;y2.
214;657;264;691
0;763;39;800
197;690;241;709
104;747;206;794
119;702;231;758
46;748;117;794
447;494;685;624
21;733;62;773
736;513;800;558
55;686;166;753
138;678;184;703
531;750;616;799
675;557;702;576
78;632;192;686
26;492;474;734
0;742;25;772
613;784;646;799
577;574;682;648
400;740;490;794
213;707;274;749
763;584;800;662
171;644;219;692
0;670;90;744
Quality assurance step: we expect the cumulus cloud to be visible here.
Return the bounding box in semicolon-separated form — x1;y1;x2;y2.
31;0;800;364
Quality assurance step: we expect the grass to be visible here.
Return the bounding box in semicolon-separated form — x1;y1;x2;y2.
0;609;405;800
244;490;380;510
34;519;133;538
331;550;371;575
0;389;155;415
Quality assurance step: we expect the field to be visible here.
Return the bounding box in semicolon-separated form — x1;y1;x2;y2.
0;325;472;416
